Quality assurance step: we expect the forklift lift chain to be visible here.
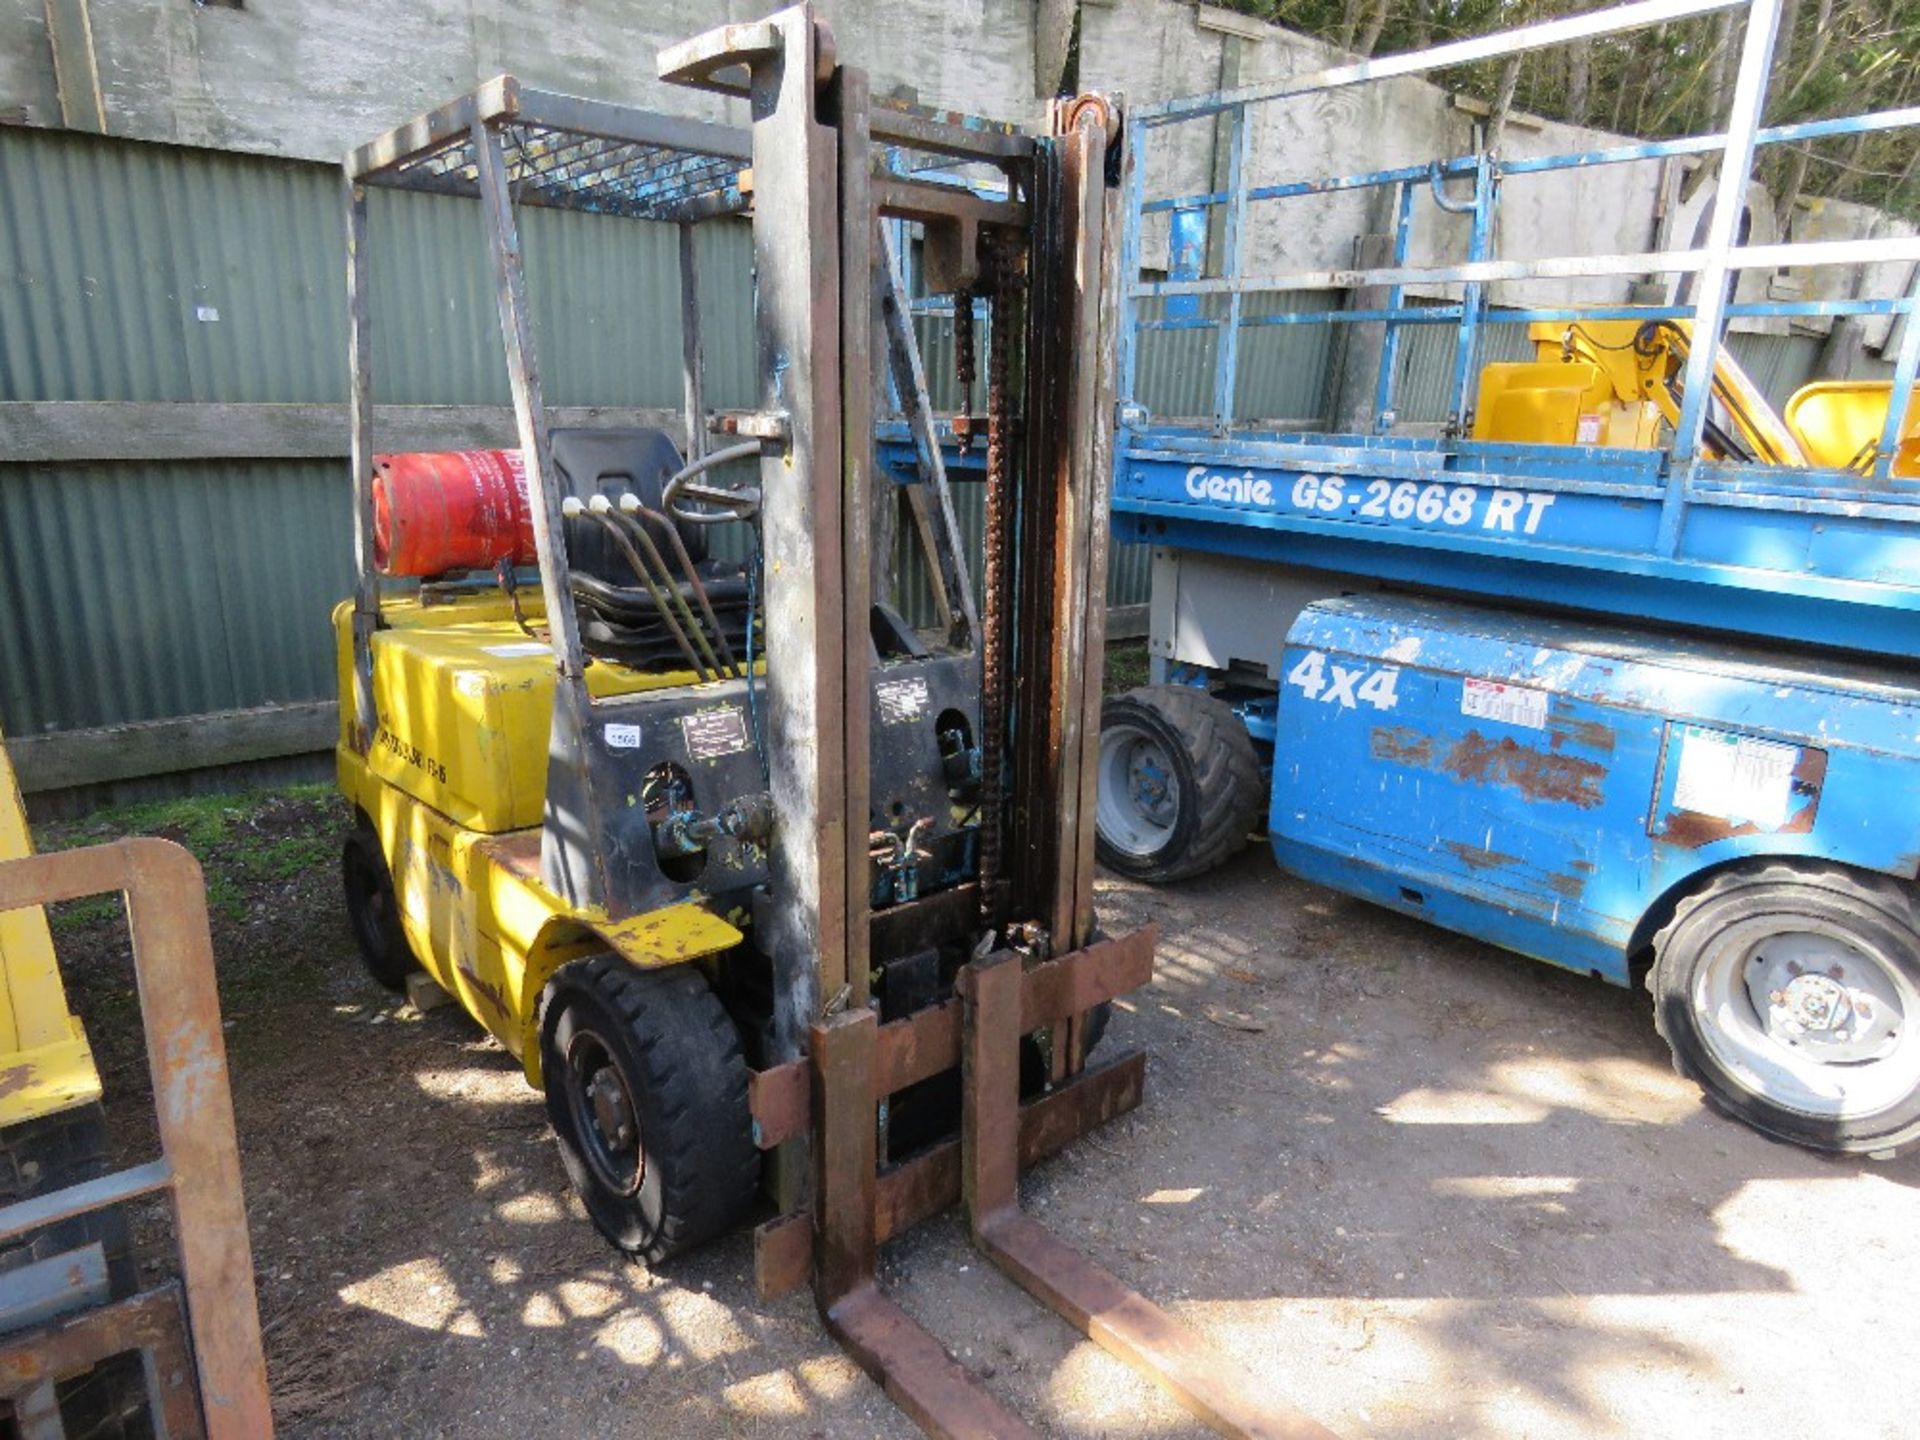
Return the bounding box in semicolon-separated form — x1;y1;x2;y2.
977;234;1021;934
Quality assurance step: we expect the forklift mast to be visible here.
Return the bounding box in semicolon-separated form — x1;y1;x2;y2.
337;8;1333;1430
659;11;1320;1434
659;16;1125;1064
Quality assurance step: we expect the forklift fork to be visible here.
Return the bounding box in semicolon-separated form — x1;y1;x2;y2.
957;950;1335;1440
756;928;1337;1438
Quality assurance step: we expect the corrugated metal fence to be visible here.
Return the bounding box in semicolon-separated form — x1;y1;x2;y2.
0;123;759;781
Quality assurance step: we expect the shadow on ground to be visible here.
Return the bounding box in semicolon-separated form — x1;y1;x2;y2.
37;795;1920;1438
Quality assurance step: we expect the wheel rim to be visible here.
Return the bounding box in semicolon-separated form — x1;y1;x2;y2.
1694;922;1920;1120
564;1031;645;1196
1096;722;1181;858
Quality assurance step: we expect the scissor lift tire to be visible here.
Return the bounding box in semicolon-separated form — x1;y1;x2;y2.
1650;861;1920;1158
1095;685;1263;884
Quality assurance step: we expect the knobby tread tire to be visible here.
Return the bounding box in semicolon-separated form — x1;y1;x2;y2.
1648;860;1920;1158
1096;685;1264;884
540;957;759;1264
342;823;419;992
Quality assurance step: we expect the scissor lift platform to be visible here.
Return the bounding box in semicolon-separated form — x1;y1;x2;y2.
1114;429;1920;658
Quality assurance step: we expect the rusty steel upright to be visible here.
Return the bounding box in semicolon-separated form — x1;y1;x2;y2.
0;840;272;1439
657;6;1338;1437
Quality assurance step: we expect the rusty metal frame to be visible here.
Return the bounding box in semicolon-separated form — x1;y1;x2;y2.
751;1048;1148;1297
749;928;1158;1303
747;927;1156;1155
0;1286;204;1440
0;840;272;1439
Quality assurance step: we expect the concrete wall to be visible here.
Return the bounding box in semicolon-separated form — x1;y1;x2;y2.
1;0;1049;163
0;3;60;124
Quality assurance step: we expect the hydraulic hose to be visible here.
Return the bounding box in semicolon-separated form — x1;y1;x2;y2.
601;508;726;677
618;501;742;676
599;506;726;678
662;440;764;524
573;505;711;680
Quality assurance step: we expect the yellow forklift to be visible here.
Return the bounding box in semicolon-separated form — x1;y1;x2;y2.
333;6;1335;1434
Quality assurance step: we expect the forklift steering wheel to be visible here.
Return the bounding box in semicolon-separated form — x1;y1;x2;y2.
663;440;765;526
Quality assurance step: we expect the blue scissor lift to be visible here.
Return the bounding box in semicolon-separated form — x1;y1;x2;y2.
1096;0;1920;1156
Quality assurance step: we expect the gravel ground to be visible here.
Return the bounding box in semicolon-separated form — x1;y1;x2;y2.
41;792;1920;1439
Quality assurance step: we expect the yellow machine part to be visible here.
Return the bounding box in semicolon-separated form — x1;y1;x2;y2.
333;594;689;834
339;739;745;1082
0;729;103;1127
1782;380;1920;477
335;594;744;1080
1471;357;1664;449
1473;319;1808;467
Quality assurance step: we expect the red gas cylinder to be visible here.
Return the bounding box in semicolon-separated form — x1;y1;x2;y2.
372;449;537;576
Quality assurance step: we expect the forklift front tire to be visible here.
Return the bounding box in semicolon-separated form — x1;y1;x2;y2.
1095;686;1263;884
540;957;759;1264
342;825;419;991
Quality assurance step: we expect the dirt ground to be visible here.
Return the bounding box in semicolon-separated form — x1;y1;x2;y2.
39;787;1920;1439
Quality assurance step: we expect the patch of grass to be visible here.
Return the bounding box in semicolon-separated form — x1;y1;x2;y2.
51;792;247;856
238;832;335;884
38;785;347;929
205;874;250;923
48;895;121;935
1104;640;1151;696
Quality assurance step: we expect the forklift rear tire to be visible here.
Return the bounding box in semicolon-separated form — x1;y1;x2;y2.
1095;685;1263;884
539;957;759;1263
342;824;419;992
1650;862;1920;1157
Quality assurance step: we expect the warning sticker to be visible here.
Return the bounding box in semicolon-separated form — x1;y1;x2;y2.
1671;726;1798;828
876;676;932;725
681;707;751;762
1461;678;1548;731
